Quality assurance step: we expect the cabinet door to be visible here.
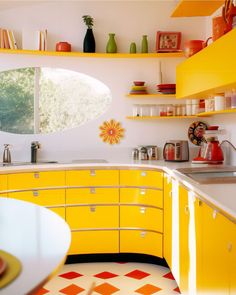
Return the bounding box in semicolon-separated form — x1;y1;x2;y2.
0;175;7;191
8;171;65;190
66;188;119;204
200;203;231;294
120;188;163;208
179;185;190;294
120;205;163;232
229;220;236;295
120;170;163;188
66;205;119;229
164;174;172;269
120;230;163;257
66;170;119;186
69;230;119;255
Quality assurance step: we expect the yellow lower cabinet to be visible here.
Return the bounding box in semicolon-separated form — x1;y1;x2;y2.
8;171;65;190
69;230;119;255
163;174;172;269
120;170;163;188
0;174;7;192
200;203;231;294
66;188;119;205
66;205;119;229
9;189;65;206
179;185;190;294
66;170;119;186
229;220;236;295
120;205;163;232
49;207;66;220
120;188;163;208
120;230;163;257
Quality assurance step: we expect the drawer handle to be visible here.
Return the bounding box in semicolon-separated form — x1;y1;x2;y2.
90;188;96;194
90;206;96;212
140;189;146;195
184;206;189;215
34;173;40;179
141;171;147;177
90;170;96;176
33;191;39;197
140;231;146;238
140;207;146;214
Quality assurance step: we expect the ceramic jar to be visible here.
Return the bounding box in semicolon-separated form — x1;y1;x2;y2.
141;35;148;53
56;42;71;52
106;33;117;53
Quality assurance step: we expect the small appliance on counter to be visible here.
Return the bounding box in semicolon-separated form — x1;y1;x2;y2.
132;145;159;160
163;140;189;162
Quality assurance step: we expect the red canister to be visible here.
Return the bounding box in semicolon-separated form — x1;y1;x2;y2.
56;42;71;52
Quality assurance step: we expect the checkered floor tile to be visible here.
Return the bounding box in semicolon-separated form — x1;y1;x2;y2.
37;262;181;294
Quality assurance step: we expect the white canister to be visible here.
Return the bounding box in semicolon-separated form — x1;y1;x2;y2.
186;100;192;116
214;94;225;111
191;99;199;115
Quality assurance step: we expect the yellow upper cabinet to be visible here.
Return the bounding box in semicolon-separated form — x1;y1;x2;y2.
120;170;163;188
171;0;224;17
176;29;236;99
66;169;119;186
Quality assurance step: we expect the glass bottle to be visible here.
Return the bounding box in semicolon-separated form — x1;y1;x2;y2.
141;35;148;53
106;33;117;53
130;42;136;53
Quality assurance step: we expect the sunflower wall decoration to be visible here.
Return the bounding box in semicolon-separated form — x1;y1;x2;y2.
99;119;125;145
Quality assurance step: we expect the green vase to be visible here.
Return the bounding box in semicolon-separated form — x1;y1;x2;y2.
141;35;148;53
106;33;117;53
130;42;136;53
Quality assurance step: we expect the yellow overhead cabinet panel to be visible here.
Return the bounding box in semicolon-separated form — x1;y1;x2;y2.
120;205;163;232
69;230;119;255
8;171;65;190
120;170;163;188
179;185;190;294
50;207;66;220
66;205;119;229
66;170;119;186
163;174;172;269
0;175;7;191
200;203;231;294
9;189;65;206
120;188;163;208
120;230;163;257
66;188;119;204
176;29;236;99
171;0;224;17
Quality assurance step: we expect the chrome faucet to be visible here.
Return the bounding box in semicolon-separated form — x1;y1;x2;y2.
3;144;11;164
31;141;40;163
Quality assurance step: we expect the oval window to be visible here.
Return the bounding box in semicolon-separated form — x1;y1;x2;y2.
0;67;112;134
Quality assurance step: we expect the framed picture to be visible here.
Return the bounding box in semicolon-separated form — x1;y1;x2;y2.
156;31;181;52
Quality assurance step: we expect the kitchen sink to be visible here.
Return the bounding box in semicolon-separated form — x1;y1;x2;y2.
176;166;236;184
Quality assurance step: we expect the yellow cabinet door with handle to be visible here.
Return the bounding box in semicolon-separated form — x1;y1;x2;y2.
0;174;8;196
8;171;65;190
66;205;119;229
179;185;190;294
229;219;236;295
66;170;119;186
164;174;172;269
69;230;119;255
120;170;163;188
120;230;163;257
200;203;231;294
120;188;163;208
120;205;163;233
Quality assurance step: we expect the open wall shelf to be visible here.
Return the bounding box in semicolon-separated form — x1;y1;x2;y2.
126;93;176;98
126;115;201;120
197;109;236;116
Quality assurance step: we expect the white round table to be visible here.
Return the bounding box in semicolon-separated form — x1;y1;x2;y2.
0;197;71;295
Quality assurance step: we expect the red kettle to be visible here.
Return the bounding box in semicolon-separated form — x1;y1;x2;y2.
204;137;224;163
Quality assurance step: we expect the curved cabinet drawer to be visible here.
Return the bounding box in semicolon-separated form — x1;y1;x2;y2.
66;188;119;204
49;207;66;220
120;188;163;208
69;230;119;255
8;171;65;190
120;170;163;188
66;205;119;229
120;230;163;257
0;175;7;191
9;189;65;206
66;170;119;186
120;205;163;232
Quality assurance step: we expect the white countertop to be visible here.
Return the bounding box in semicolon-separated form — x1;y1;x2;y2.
0;159;235;221
0;198;71;295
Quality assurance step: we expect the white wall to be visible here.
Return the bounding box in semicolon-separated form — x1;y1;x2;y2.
0;1;215;162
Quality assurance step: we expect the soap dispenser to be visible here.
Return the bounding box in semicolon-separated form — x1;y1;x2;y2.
3;144;11;164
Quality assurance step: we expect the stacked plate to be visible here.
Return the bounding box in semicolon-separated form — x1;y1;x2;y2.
130;81;148;94
157;83;176;94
